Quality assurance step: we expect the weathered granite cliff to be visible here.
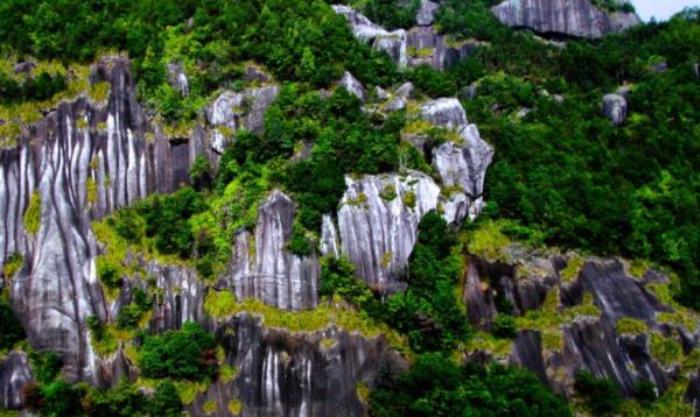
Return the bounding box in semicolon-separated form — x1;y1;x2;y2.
0;57;205;383
462;233;700;409
189;314;402;417
222;191;319;310
333;4;480;70
491;0;640;39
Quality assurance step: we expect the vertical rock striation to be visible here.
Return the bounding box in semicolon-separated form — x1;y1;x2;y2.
333;4;478;70
491;0;640;39
190;314;403;417
336;171;440;291
224;191;319;310
0;352;32;410
0;58;205;382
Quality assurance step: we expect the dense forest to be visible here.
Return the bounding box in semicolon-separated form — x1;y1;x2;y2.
1;0;699;416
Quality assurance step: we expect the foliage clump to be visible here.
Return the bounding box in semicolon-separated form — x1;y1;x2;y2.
139;322;217;381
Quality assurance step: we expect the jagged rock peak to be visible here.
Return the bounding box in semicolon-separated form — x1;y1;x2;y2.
491;0;640;39
225;190;319;311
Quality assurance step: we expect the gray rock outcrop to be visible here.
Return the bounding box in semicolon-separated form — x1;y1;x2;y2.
491;0;640;39
332;5;408;68
336;171;440;291
189;314;404;417
465;248;699;402
224;191;319;310
602;93;628;125
0;352;32;409
333;4;478;70
338;72;366;102
421;98;495;220
416;0;440;26
206;85;279;154
0;57;216;383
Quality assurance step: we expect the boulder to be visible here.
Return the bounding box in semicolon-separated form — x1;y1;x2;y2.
338;71;366;102
416;0;440;26
0;352;32;409
167;62;189;97
395;82;415;99
491;0;640;39
602;93;628;125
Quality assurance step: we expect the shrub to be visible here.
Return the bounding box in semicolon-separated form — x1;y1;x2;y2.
574;371;623;416
370;354;572;417
139;322;217;380
492;314;517;339
0;300;25;350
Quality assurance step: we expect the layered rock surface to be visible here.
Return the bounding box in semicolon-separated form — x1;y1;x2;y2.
491;0;640;39
223;191;319;310
189;314;402;417
0;58;208;383
333;4;479;70
464;245;700;406
0;352;32;409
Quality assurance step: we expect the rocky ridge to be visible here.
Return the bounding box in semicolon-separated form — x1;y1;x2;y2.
491;0;640;39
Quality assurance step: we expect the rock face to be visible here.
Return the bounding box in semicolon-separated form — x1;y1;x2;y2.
422;98;495;220
333;4;478;70
465;248;700;403
0;352;32;410
338;71;367;102
602;93;628;125
190;314;403;417
206;85;279;154
416;0;439;26
491;0;640;39
224;191;319;310
0;58;209;382
335;171;441;291
332;5;408;68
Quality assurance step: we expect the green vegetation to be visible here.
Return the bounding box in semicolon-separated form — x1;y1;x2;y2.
0;299;25;351
139;322;217;381
2;252;23;281
370;353;572;417
204;289;409;354
575;371;623;416
616;317;648;337
23;192;41;235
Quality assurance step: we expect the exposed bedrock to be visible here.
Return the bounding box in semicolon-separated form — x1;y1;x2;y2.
332;4;478;70
602;93;628;125
190;314;404;417
0;58;206;382
222;191;319;310
206;83;279;155
0;351;32;410
466;251;699;402
422;98;495;220
491;0;640;39
334;171;442;291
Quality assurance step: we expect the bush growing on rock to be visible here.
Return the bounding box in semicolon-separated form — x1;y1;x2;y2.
370;353;572;417
0;299;25;350
139;322;217;381
574;370;623;416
